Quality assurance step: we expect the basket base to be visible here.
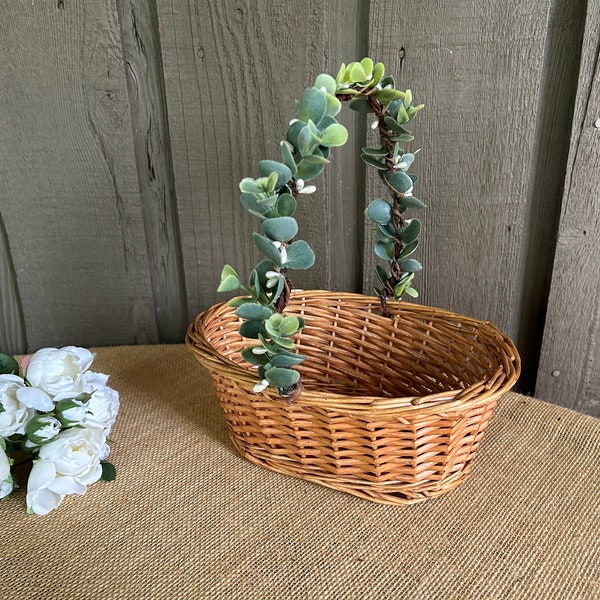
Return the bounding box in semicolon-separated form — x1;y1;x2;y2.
229;430;475;506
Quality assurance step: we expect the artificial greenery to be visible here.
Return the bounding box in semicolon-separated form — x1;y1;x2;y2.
218;58;424;399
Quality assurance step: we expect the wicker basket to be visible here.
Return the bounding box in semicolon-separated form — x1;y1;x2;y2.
186;290;520;506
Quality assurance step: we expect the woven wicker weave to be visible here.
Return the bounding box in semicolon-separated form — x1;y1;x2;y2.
186;290;520;506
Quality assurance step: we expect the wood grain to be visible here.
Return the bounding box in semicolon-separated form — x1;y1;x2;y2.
0;1;157;350
117;0;188;342
157;0;368;317
512;0;588;393
536;1;600;416
365;1;551;352
0;214;26;354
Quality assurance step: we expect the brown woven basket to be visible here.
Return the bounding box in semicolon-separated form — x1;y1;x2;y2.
186;290;520;506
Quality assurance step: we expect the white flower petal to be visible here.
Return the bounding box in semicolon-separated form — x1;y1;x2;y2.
16;387;54;412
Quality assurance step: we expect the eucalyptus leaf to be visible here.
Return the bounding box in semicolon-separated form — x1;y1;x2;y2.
365;198;392;224
375;265;389;286
262;217;298;242
276;193;296;217
325;93;342;117
385;171;413;194
236;303;274;320
348;96;374;112
279;315;301;336
375;241;394;260
398;196;427;209
314;73;336;95
295;159;325;181
371;62;385;86
298;87;327;124
399;258;422;273
383;116;403;134
253;233;283;266
270;354;307;368
241;347;270;366
280;141;298;177
258;160;292;190
361;146;388;157
320;123;348;147
361;154;387;170
285;240;315;270
374;88;405;103
286;120;306;149
349;62;367;82
239;320;263;339
298;125;321;156
265;367;300;390
398;239;419;258
402;219;422;244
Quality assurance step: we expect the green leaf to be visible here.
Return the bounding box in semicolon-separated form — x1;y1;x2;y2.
320;123;348;147
0;353;19;375
262;217;298;242
349;61;367;82
227;296;253;308
253;233;283;266
280;141;298;177
375;88;405;103
270;335;296;350
295;158;325;181
390;134;414;143
286;120;306;149
298;87;327;124
396;103;410;124
399;258;422;273
385;171;413;194
239;178;262;193
375;265;389;286
100;461;117;483
265;367;300;390
335;62;346;84
398;152;415;169
325;93;342;117
279;315;301;336
239;320;263;339
383;116;404;134
398;196;427;209
360;58;374;76
361;154;387;170
315;73;336;95
375;241;394;260
270;354;307;368
258;160;292;190
399;239;419;258
240;193;274;216
348;96;374;112
405;286;419;298
361;146;388;157
235;303;273;320
241;347;270;366
298;125;321;156
285;240;315;270
371;62;385;86
217;265;241;292
276;193;296;217
365;198;392;224
402;219;422;244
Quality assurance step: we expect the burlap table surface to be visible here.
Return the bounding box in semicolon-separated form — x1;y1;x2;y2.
2;344;599;600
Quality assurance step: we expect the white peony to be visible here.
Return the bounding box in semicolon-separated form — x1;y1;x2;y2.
0;374;36;437
80;372;120;434
24;346;93;397
0;439;14;500
26;426;108;515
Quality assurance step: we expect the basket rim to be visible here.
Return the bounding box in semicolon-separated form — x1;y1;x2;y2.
186;290;521;416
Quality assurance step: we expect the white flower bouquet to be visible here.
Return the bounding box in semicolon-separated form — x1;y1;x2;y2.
0;346;119;515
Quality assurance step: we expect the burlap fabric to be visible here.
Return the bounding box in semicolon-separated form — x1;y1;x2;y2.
3;345;599;600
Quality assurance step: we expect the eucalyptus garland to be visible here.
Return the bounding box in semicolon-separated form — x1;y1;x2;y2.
218;58;424;399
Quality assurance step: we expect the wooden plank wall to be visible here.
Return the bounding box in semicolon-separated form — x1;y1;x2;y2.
0;0;597;415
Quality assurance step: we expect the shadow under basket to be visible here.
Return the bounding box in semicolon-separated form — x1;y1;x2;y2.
186;290;520;506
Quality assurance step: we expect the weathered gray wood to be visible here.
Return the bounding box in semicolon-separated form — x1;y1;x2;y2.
536;1;600;416
365;0;551;384
0;1;157;350
157;0;367;317
117;0;188;342
512;0;588;394
0;214;26;355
